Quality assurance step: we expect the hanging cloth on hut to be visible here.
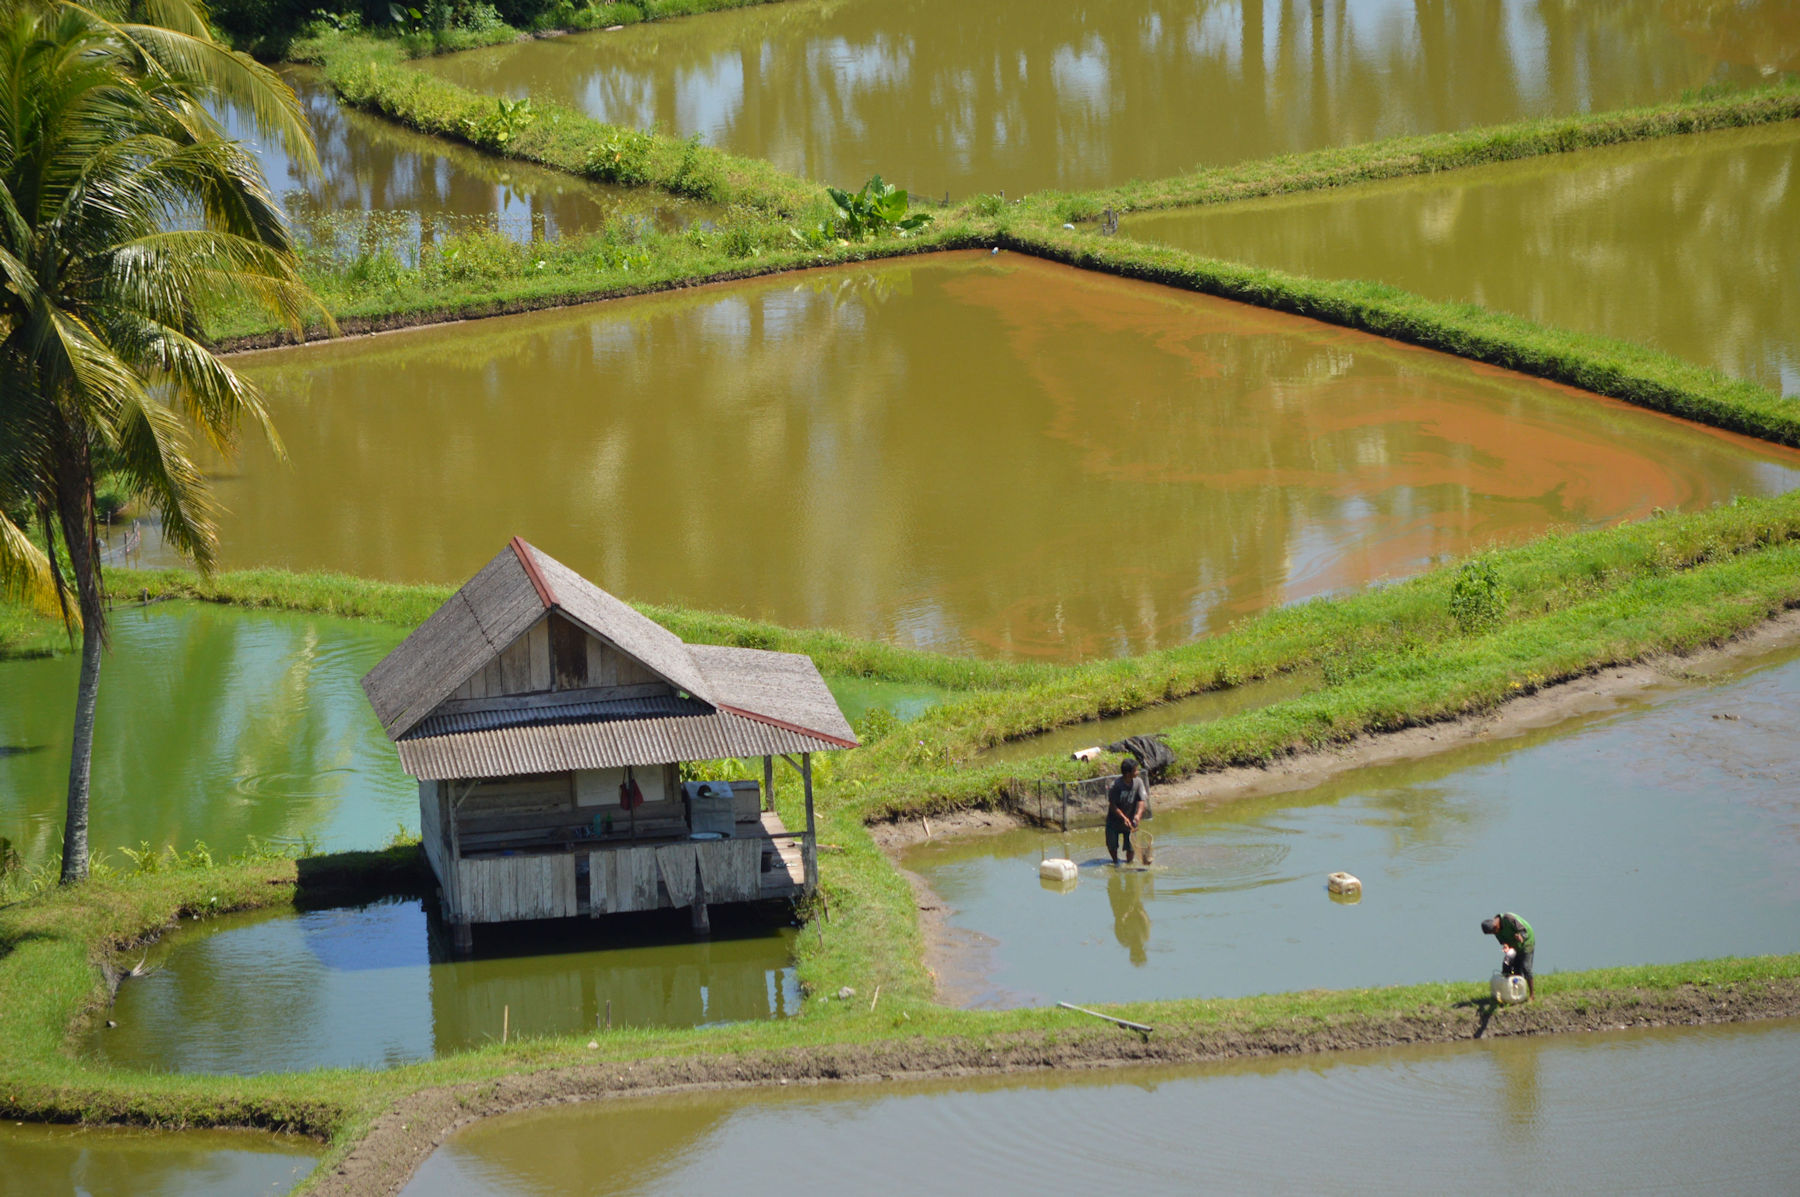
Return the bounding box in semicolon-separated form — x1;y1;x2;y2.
619;766;645;811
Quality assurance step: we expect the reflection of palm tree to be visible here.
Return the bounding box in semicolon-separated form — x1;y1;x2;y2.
1107;868;1152;965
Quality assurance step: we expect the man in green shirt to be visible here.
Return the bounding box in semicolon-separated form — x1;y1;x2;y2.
1481;912;1536;999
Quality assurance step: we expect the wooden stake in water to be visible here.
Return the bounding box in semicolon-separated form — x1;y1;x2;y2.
605;999;612;1031
502;1004;510;1045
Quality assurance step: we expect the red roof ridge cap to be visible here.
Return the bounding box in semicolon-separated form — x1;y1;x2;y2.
509;537;557;610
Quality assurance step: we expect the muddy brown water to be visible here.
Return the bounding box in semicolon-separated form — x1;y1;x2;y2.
0;1121;317;1196
0;603;931;870
420;0;1790;197
397;1019;1800;1195
226;68;706;248
173;253;1800;661
905;641;1800;1008
1123;120;1800;396
88;897;799;1075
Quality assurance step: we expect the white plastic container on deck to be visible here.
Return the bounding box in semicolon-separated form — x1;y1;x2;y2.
1039;858;1078;883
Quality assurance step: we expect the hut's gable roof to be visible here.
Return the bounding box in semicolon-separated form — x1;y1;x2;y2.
362;540;859;778
362;538;715;740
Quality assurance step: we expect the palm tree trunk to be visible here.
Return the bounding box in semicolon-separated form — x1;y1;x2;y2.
60;618;101;883
56;470;104;885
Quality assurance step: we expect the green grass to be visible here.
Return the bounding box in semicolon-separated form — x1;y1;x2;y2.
1014;80;1800;224
287;0;797;63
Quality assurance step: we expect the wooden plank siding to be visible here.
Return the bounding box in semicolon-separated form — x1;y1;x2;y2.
457;853;579;922
447;614;663;704
419;779;449;888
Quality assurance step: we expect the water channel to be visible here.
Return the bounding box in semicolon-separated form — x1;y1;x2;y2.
0;1121;317;1197
1124;120;1800;396
399;1019;1800;1195
88;897;799;1074
421;0;1792;197
905;640;1800;1008
0;603;932;870
176;253;1800;661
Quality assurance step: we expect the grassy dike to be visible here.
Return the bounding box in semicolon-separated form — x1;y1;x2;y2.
1013;80;1800;223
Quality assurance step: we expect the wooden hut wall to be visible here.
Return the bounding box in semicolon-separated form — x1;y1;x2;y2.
456;853;579;922
454;774;576;850
574;764;682;835
418;779;449;880
447;613;667;703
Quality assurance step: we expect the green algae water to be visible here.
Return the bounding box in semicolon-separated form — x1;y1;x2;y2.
0;1122;317;1196
176;253;1800;661
422;0;1790;197
905;642;1800;1008
0;603;412;869
399;1020;1800;1195
90;896;798;1075
1123;121;1800;395
0;605;942;869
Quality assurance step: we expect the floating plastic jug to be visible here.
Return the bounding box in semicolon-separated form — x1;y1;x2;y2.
1491;972;1529;1004
1326;871;1362;896
1039;858;1078;883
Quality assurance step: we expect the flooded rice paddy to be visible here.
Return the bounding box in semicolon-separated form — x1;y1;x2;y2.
0;1121;316;1196
0;604;933;869
905;642;1800;1008
192;253;1800;660
421;0;1790;197
399;1019;1800;1196
1124;120;1800;395
90;897;799;1075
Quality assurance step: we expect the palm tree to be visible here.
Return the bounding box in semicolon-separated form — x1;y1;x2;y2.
0;0;328;882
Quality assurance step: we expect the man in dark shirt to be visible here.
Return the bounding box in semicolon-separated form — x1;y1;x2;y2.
1106;759;1149;865
1481;912;1536;999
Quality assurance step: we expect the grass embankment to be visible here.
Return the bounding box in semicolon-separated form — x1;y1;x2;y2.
3;840;1795;1150
284;0;794;63
106;566;1047;693
1015;81;1800;223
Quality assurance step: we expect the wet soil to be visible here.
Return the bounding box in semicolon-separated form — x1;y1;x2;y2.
311;978;1800;1196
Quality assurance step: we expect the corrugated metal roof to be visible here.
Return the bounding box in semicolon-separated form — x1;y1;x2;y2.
396;709;843;781
408;693;706;737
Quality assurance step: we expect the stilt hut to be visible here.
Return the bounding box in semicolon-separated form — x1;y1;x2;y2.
362;538;857;951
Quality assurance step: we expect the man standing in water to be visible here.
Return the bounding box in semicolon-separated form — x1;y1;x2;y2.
1106;758;1149;866
1482;912;1536;1000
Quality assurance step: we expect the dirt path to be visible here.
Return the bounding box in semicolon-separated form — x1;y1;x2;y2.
309;980;1800;1195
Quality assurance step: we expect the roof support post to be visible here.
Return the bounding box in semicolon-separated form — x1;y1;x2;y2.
802;752;817;895
763;754;774;813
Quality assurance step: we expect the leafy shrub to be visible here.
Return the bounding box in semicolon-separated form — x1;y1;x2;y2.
584;128;654;185
1448;556;1508;635
669;134;726;202
825;176;932;240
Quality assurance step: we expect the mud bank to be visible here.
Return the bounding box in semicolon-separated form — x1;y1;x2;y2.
309;977;1800;1196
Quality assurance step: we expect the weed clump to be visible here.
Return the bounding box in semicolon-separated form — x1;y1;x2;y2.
1448;556;1508;635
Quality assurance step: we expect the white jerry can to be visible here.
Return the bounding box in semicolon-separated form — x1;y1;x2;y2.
1039;858;1079;883
1326;871;1361;896
1491;972;1529;1004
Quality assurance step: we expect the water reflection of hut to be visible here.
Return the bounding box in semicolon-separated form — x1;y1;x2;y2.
362;538;857;952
